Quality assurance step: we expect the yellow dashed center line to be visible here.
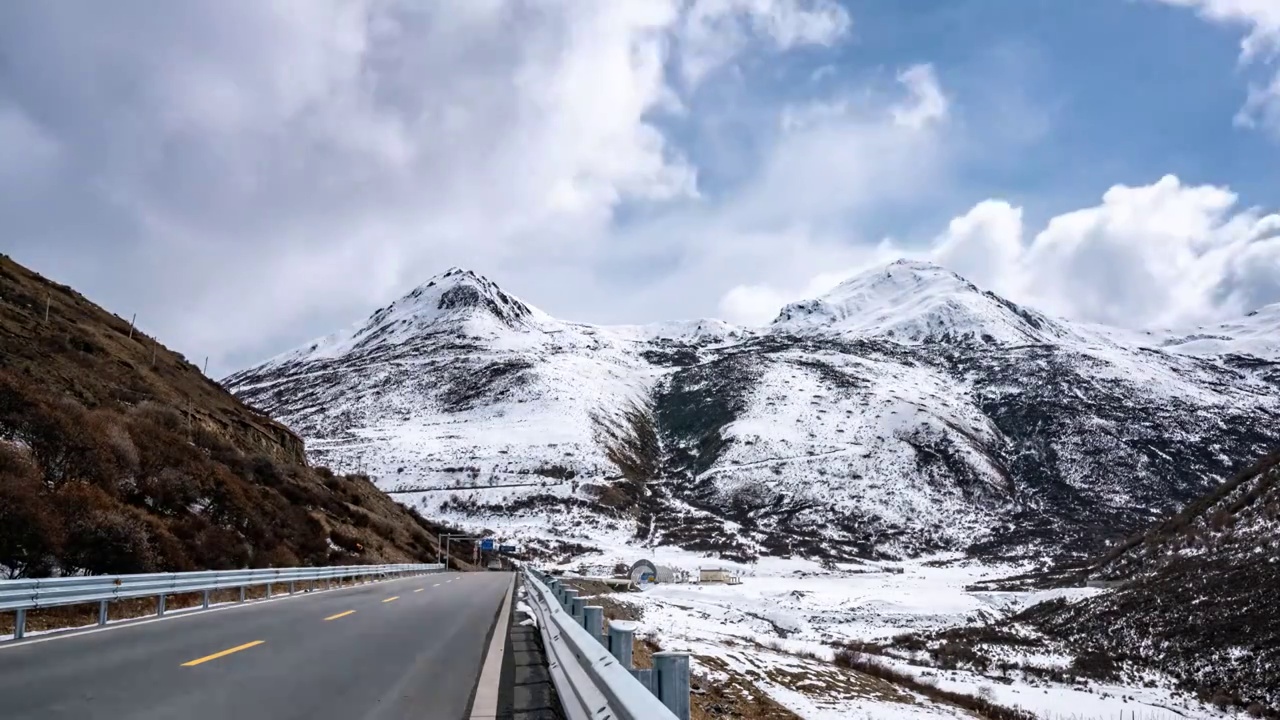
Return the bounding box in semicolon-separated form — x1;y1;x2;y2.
383;596;400;603
181;641;265;667
324;610;356;621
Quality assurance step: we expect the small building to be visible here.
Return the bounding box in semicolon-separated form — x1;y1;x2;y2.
629;559;680;585
698;567;740;585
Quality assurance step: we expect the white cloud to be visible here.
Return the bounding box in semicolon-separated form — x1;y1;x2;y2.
930;200;1025;299
720;269;851;324
677;0;852;86
891;64;950;130
1237;72;1280;134
1152;0;1280;136
1151;0;1280;60
975;176;1274;328
937;175;1280;329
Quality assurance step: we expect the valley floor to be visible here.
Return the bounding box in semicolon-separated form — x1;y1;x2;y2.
550;550;1228;720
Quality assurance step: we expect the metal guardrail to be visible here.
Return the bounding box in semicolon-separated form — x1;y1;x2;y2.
1;563;443;640
523;566;690;720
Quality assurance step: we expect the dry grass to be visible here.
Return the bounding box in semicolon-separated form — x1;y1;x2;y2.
0;254;303;465
690;660;804;720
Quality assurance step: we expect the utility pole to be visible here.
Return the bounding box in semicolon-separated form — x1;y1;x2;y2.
151;344;157;367
44;295;50;322
127;313;136;339
203;356;209;376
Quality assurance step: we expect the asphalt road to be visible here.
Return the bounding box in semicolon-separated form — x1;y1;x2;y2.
0;571;514;720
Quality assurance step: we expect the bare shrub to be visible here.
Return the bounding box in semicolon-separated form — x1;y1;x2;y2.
129;401;184;433
0;455;64;578
833;647;1035;720
55;483;158;575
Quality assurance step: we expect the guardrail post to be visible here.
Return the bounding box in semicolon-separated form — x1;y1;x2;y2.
202;590;211;609
562;589;578;613
289;581;295;595
239;586;246;603
654;651;691;720
632;668;656;695
608;621;636;669
570;597;585;624
583;606;604;645
266;583;272;599
14;609;26;640
98;600;109;626
157;594;166;617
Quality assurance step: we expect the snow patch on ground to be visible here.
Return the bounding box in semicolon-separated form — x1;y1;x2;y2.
551;551;1227;720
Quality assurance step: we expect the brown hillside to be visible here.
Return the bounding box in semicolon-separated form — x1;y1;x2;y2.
0;254;302;464
0;252;465;577
1024;451;1280;715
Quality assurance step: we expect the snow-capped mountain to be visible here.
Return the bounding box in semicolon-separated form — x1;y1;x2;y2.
225;261;1280;562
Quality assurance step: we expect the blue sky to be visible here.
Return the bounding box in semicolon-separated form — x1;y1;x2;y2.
666;0;1276;229
872;0;1275;212
1;1;1277;374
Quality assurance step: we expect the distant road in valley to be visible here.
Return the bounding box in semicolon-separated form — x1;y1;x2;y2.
387;480;563;494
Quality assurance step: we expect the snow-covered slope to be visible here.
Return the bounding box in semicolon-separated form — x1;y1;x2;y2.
772;259;1076;345
1158;302;1280;361
225;261;1280;562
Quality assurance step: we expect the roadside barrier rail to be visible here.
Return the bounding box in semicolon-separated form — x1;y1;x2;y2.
1;563;444;640
523;566;690;720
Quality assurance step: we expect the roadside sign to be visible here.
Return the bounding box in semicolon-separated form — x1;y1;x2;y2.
499;544;517;553
480;538;495;551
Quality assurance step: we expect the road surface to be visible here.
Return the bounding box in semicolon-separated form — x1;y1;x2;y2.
0;571;514;720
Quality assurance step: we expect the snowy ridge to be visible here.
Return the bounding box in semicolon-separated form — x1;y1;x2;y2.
771;260;1074;345
1158;301;1280;360
226;260;1280;563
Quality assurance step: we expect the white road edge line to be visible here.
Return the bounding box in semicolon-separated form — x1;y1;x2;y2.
468;575;515;720
0;574;434;652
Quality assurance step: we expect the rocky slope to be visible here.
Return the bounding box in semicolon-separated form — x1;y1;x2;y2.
0;253;457;578
226;261;1280;562
1022;452;1280;714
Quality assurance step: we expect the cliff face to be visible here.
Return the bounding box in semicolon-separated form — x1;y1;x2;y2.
0;253;304;464
192;410;306;467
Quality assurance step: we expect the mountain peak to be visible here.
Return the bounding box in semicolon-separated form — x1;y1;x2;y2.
771;258;1067;344
409;266;503;298
885;257;954;272
374;267;536;335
